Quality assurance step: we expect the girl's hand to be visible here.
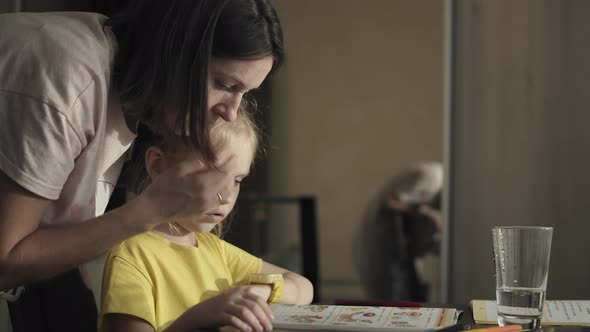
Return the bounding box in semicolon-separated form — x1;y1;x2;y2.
131;155;238;229
105;286;274;332
186;286;274;332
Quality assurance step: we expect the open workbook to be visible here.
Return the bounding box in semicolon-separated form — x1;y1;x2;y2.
270;304;459;331
471;300;590;326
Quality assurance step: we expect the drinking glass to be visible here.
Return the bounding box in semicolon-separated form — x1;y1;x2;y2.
492;226;553;329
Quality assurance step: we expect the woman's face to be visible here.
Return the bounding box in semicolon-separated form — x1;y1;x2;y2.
207;56;274;123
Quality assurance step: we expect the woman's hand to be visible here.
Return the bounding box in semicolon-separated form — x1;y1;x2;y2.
130;155;238;230
165;286;274;332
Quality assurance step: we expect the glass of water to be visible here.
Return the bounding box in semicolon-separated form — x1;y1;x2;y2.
492;226;553;329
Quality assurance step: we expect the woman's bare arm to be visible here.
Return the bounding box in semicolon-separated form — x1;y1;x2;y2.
0;171;150;290
0;155;240;290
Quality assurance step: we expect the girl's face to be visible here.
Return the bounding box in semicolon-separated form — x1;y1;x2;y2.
207;56;273;124
174;137;255;233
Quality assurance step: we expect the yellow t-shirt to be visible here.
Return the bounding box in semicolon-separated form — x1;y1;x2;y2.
99;232;263;331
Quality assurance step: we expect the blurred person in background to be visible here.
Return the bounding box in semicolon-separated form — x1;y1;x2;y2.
357;162;443;302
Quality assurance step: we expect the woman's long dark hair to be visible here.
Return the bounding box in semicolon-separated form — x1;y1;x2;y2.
105;0;283;163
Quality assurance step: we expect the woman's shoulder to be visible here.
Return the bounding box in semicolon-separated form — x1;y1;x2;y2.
0;12;112;64
0;12;116;112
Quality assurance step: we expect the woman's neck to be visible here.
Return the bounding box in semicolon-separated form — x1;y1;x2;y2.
152;223;197;247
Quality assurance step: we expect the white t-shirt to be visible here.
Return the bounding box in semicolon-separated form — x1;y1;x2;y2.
0;11;135;226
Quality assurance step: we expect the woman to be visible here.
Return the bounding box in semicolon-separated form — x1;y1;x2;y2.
357;162;443;302
0;1;283;330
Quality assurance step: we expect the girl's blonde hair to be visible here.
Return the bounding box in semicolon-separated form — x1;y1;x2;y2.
208;107;259;165
127;102;261;237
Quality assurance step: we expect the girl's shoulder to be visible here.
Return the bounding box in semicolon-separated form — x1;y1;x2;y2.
107;232;162;260
194;232;224;248
195;232;221;240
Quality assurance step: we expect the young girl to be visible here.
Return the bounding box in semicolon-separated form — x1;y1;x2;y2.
99;109;313;332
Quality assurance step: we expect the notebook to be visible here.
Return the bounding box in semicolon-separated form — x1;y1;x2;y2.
271;304;459;331
471;300;590;326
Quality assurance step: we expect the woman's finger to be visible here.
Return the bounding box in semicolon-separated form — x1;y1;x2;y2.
215;154;238;172
175;158;209;176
